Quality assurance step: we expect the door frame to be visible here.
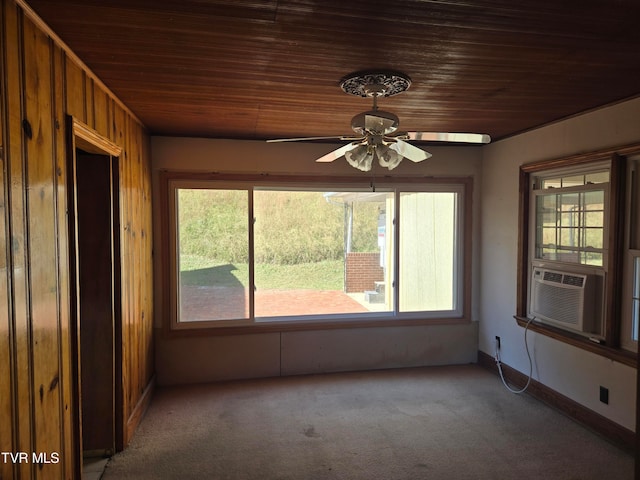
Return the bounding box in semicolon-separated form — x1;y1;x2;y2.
66;116;123;475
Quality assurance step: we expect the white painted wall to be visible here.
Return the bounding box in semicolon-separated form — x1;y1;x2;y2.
479;97;640;431
156;323;478;384
151;137;483;385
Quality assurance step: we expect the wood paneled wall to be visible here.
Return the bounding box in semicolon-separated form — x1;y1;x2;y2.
0;0;154;477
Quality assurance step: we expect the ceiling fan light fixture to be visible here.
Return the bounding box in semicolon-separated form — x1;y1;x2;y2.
345;145;374;171
377;144;404;170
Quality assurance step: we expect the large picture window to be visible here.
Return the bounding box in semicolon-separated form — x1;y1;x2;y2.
163;173;470;331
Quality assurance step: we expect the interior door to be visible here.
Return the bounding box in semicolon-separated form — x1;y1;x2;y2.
75;150;117;456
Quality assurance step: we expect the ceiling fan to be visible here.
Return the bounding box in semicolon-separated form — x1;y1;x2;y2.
267;71;491;172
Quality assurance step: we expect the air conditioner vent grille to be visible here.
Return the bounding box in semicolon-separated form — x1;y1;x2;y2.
529;266;598;335
532;281;580;325
543;271;563;283
562;274;584;287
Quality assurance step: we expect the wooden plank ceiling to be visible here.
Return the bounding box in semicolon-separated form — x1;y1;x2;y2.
26;0;640;142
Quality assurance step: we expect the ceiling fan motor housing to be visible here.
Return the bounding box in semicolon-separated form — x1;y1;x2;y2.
351;110;399;135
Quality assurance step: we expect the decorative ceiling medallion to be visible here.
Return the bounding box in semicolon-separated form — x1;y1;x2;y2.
340;70;412;97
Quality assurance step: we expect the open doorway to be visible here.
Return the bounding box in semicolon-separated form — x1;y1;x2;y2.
67;118;123;476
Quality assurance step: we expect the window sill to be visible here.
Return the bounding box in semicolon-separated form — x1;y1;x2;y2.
514;316;636;368
163;315;472;338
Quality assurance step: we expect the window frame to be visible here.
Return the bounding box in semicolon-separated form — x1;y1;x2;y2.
621;250;640;351
516;146;639;366
160;171;473;335
633;253;640;342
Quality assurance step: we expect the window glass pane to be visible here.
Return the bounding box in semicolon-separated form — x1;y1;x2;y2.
585;171;609;184
633;300;639;342
559;192;579;211
633;257;640;341
541;194;557;209
540;226;556;243
584;190;604;209
584;228;604;249
560;212;574;226
541;178;562;189
585;211;603;228
583;252;603;267
562;175;584;188
253;190;393;317
634;257;640;298
534;187;605;266
540;172;608;190
177;189;249;322
399;192;457;312
559;227;575;247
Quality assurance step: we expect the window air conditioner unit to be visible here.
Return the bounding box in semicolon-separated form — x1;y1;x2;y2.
529;267;596;335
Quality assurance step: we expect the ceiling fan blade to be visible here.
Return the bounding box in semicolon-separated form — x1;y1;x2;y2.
316;142;361;163
267;135;348;143
389;140;431;163
405;132;491;144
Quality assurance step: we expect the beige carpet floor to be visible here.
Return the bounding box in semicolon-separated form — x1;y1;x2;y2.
103;365;633;479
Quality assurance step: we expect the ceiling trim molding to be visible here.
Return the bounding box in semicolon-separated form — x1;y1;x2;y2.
521;141;640;173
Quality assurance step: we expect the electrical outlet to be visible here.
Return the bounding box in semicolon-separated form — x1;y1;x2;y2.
495;336;501;350
599;386;609;404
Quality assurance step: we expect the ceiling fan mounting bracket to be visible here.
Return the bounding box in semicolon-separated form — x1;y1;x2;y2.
340;71;411;98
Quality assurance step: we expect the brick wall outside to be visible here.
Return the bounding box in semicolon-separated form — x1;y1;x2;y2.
345;252;384;293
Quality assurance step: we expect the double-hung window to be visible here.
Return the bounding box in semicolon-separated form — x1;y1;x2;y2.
527;166;609;339
518;149;640;363
161;173;471;331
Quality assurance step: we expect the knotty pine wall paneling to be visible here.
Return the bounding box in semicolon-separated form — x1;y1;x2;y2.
52;38;75;478
23;13;65;475
0;4;13;479
1;0;154;477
